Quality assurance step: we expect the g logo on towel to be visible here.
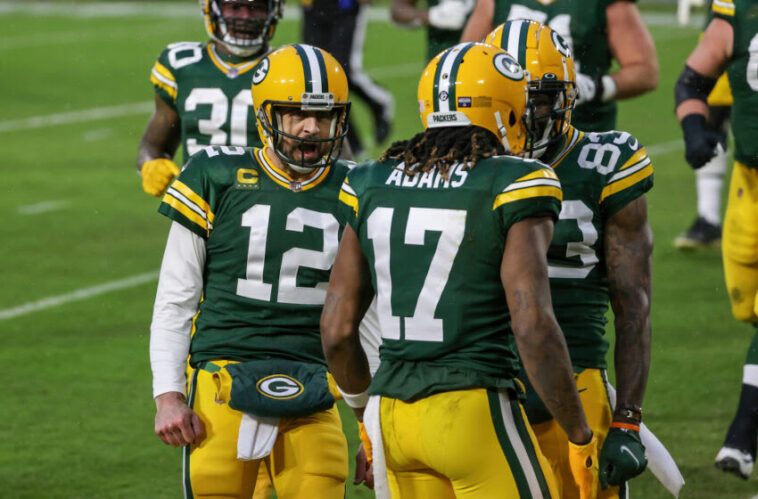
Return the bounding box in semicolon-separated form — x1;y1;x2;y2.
256;375;304;400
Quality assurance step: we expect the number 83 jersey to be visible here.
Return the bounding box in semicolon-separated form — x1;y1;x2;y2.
546;126;653;369
150;41;267;165
158;145;353;368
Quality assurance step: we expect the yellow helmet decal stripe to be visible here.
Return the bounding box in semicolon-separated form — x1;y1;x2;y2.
433;43;474;112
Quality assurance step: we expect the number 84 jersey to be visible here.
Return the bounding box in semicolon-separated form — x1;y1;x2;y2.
150;41;267;165
546;126;653;369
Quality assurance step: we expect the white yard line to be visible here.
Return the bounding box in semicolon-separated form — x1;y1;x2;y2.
0;102;153;133
0;271;159;320
646;139;684;156
17;200;70;215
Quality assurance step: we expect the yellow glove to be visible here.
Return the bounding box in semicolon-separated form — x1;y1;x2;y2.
358;421;373;465
141;158;179;197
568;434;599;499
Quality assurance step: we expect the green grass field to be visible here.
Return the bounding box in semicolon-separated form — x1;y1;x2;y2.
1;2;755;497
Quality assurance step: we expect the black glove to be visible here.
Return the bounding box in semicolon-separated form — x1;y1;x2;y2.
681;114;725;169
598;426;647;489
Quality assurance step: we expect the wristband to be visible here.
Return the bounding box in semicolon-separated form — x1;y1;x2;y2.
600;75;617;102
609;421;640;432
337;386;369;408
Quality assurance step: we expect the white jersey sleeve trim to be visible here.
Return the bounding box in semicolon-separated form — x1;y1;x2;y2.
150;221;206;399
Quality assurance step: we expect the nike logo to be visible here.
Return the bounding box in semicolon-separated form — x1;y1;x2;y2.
620;445;640;467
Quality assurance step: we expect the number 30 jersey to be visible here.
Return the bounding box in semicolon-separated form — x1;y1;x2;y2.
158;145;352;367
150;41;266;164
546;126;653;368
339;156;562;401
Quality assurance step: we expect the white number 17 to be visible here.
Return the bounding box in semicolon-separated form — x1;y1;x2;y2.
366;207;466;343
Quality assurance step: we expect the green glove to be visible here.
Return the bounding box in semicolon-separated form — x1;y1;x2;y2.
598;426;647;489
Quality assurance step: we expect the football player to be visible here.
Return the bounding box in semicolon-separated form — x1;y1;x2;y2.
460;0;658;133
674;0;758;480
150;44;354;497
137;0;282;198
674;0;732;250
322;42;599;498
485;20;654;498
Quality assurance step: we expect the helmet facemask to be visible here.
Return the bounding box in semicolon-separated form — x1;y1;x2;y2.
206;0;281;57
258;98;351;174
523;74;574;159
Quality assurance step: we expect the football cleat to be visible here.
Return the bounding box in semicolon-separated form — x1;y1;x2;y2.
674;216;721;249
715;446;754;480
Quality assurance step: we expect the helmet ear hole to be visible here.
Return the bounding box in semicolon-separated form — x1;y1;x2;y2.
509;111;516;127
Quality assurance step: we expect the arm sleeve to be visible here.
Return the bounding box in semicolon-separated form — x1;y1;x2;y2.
150;221;206;398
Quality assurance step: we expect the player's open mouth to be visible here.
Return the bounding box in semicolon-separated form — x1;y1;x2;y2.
299;144;319;160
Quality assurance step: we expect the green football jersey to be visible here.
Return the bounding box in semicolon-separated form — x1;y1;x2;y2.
158;145;352;367
545;126;653;368
492;0;627;131
712;0;758;168
339;155;562;401
150;41;266;165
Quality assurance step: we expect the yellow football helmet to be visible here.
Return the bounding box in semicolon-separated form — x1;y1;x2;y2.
252;44;350;172
486;20;576;158
200;0;282;57
418;42;530;155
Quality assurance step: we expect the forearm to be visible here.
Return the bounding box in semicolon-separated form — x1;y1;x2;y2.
459;0;493;42
516;313;591;443
150;222;205;398
322;292;372;395
606;197;653;421
610;63;659;100
137;96;181;171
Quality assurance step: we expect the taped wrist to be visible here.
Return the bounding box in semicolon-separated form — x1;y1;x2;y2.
675;65;717;108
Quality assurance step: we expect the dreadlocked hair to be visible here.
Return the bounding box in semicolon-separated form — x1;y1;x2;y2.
379;126;506;179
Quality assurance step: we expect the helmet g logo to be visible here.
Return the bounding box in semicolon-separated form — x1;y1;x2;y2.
493;53;524;81
252;57;270;85
551;31;572;58
256;375;304;399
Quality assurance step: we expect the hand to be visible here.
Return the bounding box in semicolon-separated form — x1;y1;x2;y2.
681;114;725;169
428;0;473;30
154;392;205;447
568;433;599;499
141;158;180;197
575;72;597;106
599;426;647;489
354;444;375;489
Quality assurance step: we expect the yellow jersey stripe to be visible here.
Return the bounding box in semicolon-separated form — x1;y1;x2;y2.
172;180;215;224
150;63;178;100
207;43;260;76
619;147;649;171
162;194;210;235
493;185;563;210
256;148;331;191
512;167;560;184
338;190;359;216
153;61;176;83
600;165;653;203
712;0;735;16
551;128;584;168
